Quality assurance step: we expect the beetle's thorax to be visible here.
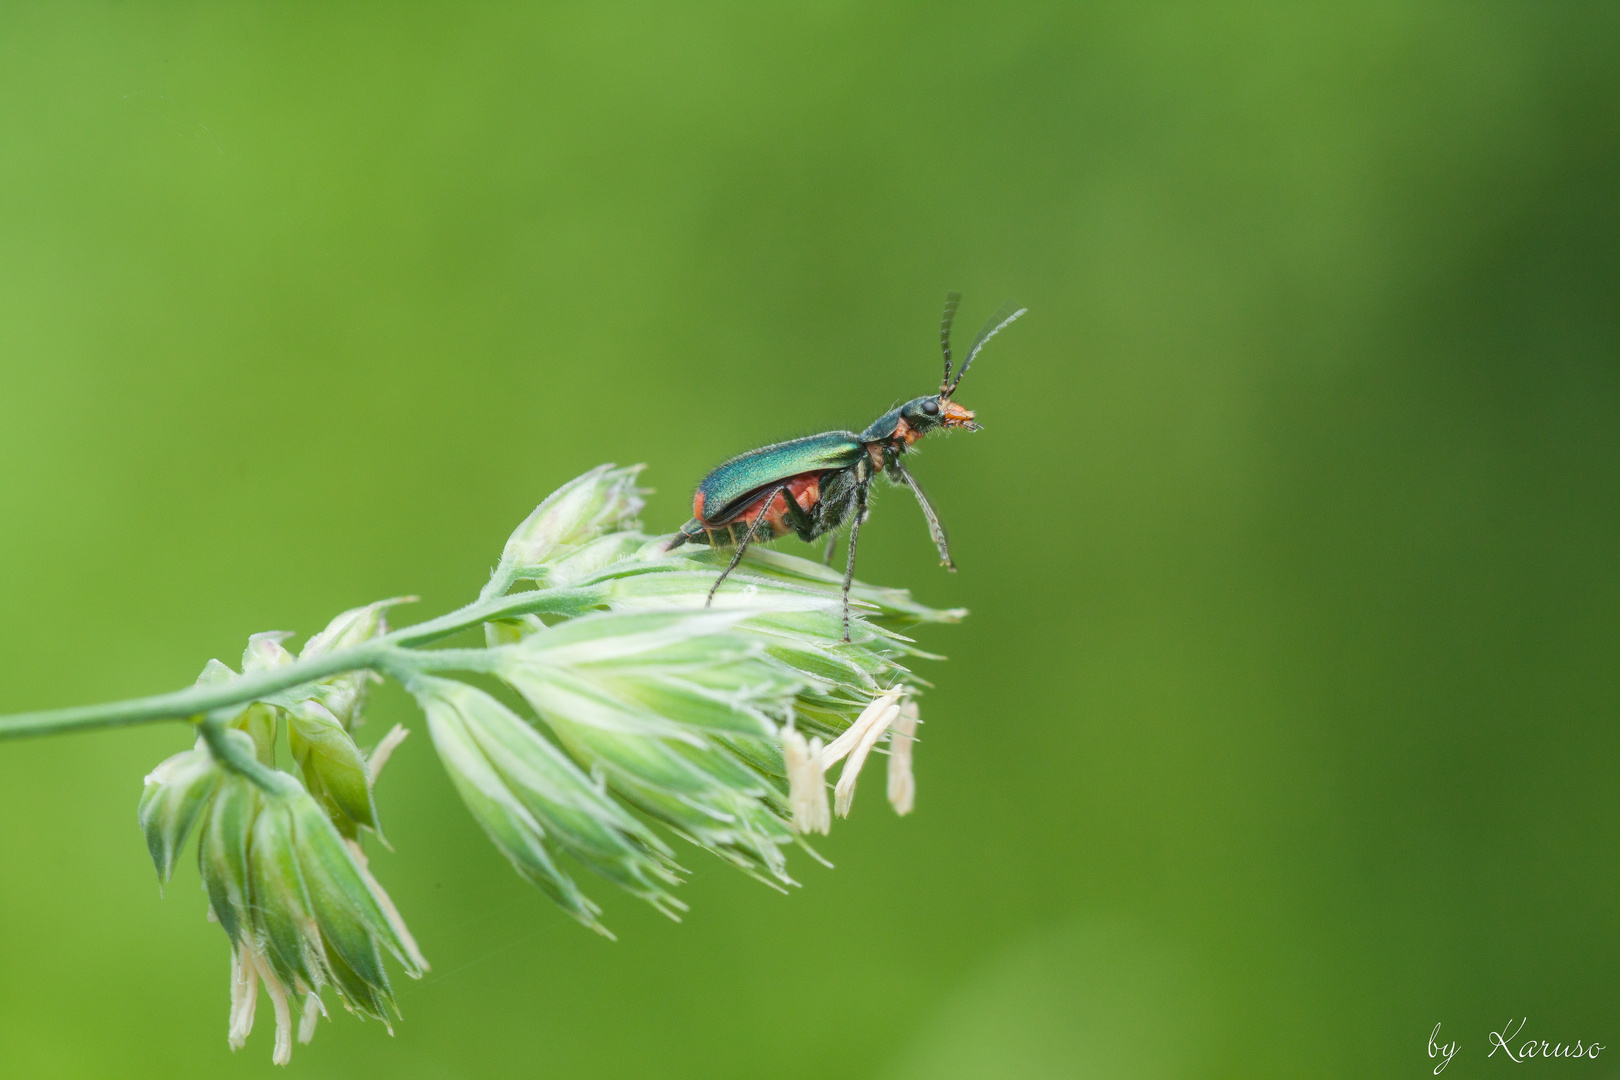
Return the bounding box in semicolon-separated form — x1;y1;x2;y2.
864;415;923;467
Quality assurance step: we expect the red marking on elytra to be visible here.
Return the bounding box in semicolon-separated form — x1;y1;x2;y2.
725;472;822;536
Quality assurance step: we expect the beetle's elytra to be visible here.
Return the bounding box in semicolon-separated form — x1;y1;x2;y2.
664;293;1027;639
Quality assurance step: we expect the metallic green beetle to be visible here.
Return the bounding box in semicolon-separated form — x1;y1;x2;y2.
664;293;1026;638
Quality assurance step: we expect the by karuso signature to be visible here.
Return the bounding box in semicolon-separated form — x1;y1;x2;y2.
1429;1021;1605;1074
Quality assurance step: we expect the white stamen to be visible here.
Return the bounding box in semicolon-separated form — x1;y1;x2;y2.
230;938;294;1063
227;944;257;1050
367;724;411;782
886;698;919;815
781;726;830;834
263;962;293;1066
829;688;906;817
298;991;326;1044
819;687;905;767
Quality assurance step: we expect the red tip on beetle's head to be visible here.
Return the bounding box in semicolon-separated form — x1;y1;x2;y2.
939;400;981;431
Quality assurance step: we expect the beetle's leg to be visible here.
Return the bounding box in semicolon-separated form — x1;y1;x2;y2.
823;534;838;565
705;485;785;607
889;460;955;570
778;484;818;542
840;480;869;641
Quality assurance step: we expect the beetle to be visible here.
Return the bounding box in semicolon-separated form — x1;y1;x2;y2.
664;292;1026;639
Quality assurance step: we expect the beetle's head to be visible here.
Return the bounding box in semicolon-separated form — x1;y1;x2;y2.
933;291;1026;429
901;394;979;434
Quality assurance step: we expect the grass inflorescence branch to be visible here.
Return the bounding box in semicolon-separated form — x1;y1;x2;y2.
4;464;966;1065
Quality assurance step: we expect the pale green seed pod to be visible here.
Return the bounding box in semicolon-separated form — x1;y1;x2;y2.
138;743;222;882
496;463;646;581
197;756;261;948
412;674;685;934
301;598;404;658
584;567;923;747
496;610;798;739
235;704;280;766
539;530;647;588
247;798;324;995
242;631;296;673
286;699;379;838
627;536;968;631
548;718;797;884
491;609;807;887
195;658;238;686
287;791;424;1015
510;536;957;718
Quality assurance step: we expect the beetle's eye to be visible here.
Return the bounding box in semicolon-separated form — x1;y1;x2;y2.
920;399;940;416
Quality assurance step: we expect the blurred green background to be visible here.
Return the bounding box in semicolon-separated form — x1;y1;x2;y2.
1;4;1617;1077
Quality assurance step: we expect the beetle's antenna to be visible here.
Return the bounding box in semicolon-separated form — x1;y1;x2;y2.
948;300;1026;395
939;291;962;395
